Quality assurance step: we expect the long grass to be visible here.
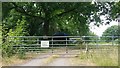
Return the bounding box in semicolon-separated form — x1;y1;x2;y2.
2;53;40;66
76;45;118;66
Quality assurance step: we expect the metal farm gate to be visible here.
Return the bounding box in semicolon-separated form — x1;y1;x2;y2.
6;36;119;55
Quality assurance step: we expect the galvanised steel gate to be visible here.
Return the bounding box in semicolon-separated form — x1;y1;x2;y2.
6;36;119;54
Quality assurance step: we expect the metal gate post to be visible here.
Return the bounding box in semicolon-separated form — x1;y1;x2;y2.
96;36;98;49
22;37;25;52
85;43;88;52
82;36;85;53
112;36;114;46
52;37;53;53
37;37;39;53
37;38;39;44
79;36;82;54
66;37;68;53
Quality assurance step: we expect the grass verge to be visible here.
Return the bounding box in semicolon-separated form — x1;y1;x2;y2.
89;48;118;66
70;45;118;66
2;53;39;66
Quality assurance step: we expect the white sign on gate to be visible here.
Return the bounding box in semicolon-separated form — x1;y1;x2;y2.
41;41;49;48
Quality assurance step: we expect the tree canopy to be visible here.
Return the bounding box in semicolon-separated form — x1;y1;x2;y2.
102;25;119;36
102;25;119;42
2;2;114;37
111;2;120;19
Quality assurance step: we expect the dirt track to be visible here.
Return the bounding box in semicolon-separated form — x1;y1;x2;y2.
12;50;96;66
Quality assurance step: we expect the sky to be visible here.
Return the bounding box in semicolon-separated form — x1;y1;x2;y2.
89;21;118;37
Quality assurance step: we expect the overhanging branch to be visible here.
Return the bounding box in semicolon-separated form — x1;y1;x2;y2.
11;3;44;20
48;7;78;21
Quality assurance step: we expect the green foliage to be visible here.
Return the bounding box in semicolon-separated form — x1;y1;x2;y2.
7;19;28;36
83;31;98;43
102;25;119;36
111;2;120;18
2;18;28;57
18;49;26;59
2;2;112;36
2;2;115;58
2;41;17;57
102;25;119;42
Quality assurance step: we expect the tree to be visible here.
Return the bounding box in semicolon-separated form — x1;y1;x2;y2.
2;2;112;36
110;2;120;44
102;25;119;42
111;2;120;19
2;2;117;57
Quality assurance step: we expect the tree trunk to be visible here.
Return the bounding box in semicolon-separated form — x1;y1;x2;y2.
42;4;50;36
43;20;49;35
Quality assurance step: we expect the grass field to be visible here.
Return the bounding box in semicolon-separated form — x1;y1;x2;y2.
72;45;118;66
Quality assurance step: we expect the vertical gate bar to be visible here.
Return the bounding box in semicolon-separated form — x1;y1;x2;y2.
79;36;81;54
20;37;22;53
112;36;114;46
84;36;88;52
37;38;39;44
37;37;39;53
86;43;88;52
96;36;98;49
22;37;24;45
31;37;33;53
82;36;85;54
6;36;8;46
23;38;26;54
22;37;25;53
66;36;68;53
52;37;53;53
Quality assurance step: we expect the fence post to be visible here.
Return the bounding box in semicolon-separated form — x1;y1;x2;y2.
21;37;24;45
85;43;88;52
112;36;114;46
79;36;82;54
22;37;25;52
66;36;68;53
82;36;86;52
96;36;98;49
52;37;53;53
37;38;39;44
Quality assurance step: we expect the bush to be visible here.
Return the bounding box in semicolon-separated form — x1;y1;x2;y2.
2;41;16;57
2;19;28;58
